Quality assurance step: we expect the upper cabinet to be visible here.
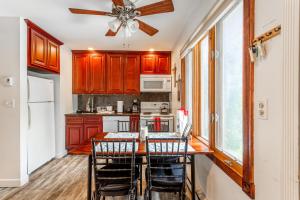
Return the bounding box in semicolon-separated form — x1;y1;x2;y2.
124;54;140;95
90;54;106;94
106;54;124;94
25;19;63;74
72;51;171;94
141;53;171;74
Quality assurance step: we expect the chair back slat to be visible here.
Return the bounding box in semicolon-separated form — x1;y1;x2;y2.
145;137;188;190
92;138;136;194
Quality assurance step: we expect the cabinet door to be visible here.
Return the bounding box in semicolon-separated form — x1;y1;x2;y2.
156;54;171;74
66;124;83;149
141;54;157;74
124;54;140;94
47;40;60;73
107;54;124;94
73;54;89;94
90;54;106;94
30;29;47;68
83;124;102;144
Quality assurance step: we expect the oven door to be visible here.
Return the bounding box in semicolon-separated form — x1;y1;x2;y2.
140;116;174;132
140;75;172;92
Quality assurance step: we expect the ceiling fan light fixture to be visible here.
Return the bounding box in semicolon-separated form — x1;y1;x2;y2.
108;18;121;32
127;19;139;33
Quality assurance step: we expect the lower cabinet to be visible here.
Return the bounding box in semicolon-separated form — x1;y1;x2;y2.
66;115;103;150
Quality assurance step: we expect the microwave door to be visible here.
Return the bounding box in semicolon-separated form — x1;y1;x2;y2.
141;78;165;92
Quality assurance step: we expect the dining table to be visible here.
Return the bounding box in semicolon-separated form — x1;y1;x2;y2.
68;132;213;200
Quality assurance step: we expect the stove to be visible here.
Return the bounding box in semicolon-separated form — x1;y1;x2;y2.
140;102;174;131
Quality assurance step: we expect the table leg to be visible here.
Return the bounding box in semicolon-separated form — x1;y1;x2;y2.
191;155;196;200
87;154;92;200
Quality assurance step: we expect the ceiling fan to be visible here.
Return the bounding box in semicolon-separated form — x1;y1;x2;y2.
69;0;174;37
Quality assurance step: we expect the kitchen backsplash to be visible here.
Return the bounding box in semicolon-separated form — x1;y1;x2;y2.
77;93;171;112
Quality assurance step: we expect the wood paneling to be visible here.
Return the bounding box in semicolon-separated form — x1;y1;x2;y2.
124;54;140;94
73;54;89;94
141;54;156;74
90;54;106;94
106;54;124;94
180;57;186;108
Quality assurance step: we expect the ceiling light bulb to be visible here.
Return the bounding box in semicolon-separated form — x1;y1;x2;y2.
125;26;132;37
127;19;139;33
108;18;121;32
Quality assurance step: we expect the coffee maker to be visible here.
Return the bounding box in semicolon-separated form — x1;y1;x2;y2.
132;99;139;113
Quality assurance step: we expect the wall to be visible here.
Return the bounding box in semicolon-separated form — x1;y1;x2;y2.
171;0;299;199
0;17;28;187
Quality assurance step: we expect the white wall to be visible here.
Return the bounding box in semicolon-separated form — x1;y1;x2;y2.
0;17;28;187
171;0;299;199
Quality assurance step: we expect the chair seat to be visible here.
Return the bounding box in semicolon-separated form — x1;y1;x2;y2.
96;164;138;195
146;164;184;190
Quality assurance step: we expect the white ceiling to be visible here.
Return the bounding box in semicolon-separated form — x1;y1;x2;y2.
0;0;217;51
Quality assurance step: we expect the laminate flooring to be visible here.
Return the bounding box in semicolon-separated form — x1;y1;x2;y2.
0;156;189;200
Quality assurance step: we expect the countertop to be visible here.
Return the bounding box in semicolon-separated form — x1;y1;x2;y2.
65;112;140;116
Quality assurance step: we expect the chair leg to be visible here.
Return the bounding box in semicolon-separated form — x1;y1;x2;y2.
139;163;143;195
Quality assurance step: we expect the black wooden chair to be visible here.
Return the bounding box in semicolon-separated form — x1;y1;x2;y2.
146;120;169;132
182;123;192;138
92;138;138;200
144;137;188;200
118;120;140;132
117;120;143;195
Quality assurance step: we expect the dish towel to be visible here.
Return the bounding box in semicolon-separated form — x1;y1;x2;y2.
154;117;161;132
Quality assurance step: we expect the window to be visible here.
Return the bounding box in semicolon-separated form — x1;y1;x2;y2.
200;35;210;140
181;0;254;197
185;51;193;123
215;1;243;162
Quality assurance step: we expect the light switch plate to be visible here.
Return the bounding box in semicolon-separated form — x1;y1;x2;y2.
257;99;268;120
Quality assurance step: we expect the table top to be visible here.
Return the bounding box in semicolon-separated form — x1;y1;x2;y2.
68;132;213;155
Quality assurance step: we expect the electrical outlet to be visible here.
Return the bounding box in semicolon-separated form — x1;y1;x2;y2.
257;99;268;120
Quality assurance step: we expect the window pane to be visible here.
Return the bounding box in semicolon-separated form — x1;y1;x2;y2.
200;36;210;140
185;52;193;122
216;2;243;161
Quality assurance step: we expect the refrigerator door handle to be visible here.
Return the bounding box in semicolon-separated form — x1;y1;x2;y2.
28;105;31;130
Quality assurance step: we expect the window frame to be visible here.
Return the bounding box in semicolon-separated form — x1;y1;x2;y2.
182;0;255;198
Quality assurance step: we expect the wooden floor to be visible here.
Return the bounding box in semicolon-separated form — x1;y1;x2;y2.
0;156;189;200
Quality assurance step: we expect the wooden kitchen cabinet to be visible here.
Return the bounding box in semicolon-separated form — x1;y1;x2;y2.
141;54;156;74
25;19;63;74
141;53;171;74
90;54;106;94
73;54;89;94
106;54;124;94
47;40;60;72
124;54;140;94
30;29;48;68
66;115;103;150
66;124;84;149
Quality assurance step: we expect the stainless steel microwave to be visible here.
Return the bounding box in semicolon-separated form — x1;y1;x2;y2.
140;75;172;92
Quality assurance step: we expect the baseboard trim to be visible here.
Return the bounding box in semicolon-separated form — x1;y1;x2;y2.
55;150;67;159
0;179;26;187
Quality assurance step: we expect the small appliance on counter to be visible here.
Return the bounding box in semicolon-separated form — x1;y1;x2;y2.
117;101;124;113
132;99;139;113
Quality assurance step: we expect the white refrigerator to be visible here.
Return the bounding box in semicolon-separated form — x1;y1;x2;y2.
27;76;55;174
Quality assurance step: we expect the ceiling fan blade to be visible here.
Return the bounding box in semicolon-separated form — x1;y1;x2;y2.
136;0;174;16
112;0;124;6
105;24;122;36
136;19;158;36
69;8;110;16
